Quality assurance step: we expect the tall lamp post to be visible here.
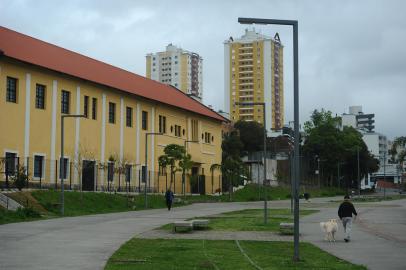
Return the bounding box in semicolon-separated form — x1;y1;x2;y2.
235;102;267;224
144;132;163;208
238;17;300;261
183;140;198;196
61;114;85;216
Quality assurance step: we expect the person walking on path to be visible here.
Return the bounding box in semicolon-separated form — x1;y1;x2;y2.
338;195;358;242
165;189;174;211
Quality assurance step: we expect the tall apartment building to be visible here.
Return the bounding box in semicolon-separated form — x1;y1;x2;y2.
146;44;203;102
224;29;284;130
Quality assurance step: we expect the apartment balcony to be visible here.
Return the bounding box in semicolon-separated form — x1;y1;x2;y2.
239;82;254;86
239;64;254;68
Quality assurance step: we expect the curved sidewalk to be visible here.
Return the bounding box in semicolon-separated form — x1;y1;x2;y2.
0;201;262;270
300;199;406;270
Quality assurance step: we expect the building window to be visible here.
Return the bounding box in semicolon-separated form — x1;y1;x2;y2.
6;77;18;103
109;102;116;124
125;165;132;182
34;155;44;178
59;157;68;179
61;90;70;114
159;115;166;133
83;95;89;118
92;98;97;120
142;111;148;130
204;132;212;144
174;125;181;137
5;152;17;176
126;106;133;127
35;84;46;109
191;120;198;141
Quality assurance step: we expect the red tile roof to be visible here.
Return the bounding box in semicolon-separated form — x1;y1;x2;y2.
0;26;226;122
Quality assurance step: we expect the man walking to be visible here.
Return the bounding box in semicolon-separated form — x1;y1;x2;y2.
338;195;358;242
165;189;174;211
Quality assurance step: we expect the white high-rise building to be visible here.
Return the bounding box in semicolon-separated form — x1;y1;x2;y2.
146;44;203;102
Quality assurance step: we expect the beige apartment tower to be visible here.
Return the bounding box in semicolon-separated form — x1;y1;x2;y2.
224;29;284;130
146;44;203;102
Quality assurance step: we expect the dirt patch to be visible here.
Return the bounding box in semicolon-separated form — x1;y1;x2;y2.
6;192;48;214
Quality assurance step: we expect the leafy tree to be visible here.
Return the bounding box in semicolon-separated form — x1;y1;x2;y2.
179;153;193;197
303;109;378;190
234;120;264;154
221;131;247;200
158;144;189;194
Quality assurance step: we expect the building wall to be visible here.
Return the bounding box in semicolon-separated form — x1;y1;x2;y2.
0;58;222;193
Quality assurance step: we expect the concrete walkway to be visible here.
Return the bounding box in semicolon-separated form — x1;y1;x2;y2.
0;201;262;270
300;198;406;270
0;192;23;210
1;197;405;270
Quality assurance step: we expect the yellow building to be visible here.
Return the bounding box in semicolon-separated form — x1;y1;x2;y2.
224;29;284;130
146;44;203;102
0;26;225;194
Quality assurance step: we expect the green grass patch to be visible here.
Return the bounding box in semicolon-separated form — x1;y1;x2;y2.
160;208;318;232
105;238;366;270
350;194;406;203
0;206;42;225
31;190;175;216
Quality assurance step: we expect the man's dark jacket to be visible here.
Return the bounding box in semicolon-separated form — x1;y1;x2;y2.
338;201;357;219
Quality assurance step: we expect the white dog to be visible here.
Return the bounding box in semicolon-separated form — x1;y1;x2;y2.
320;219;338;242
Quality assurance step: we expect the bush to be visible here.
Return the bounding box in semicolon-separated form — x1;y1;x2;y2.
11;165;29;191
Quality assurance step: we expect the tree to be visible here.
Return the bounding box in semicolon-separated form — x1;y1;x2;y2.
158;144;186;192
390;136;406;181
234;120;264;155
221;130;246;200
303;109;378;190
179;153;193;197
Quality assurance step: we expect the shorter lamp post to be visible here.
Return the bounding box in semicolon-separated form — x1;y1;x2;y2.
144;132;163;209
61;114;85;216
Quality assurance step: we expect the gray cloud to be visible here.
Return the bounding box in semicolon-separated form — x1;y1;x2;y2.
1;0;405;139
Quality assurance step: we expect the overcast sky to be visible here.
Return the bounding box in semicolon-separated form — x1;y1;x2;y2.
1;0;405;139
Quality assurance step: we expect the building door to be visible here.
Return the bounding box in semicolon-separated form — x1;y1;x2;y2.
82;160;95;191
198;175;206;195
191;167;199;194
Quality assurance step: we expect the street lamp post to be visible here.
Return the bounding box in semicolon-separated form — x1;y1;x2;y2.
236;102;267;224
61;114;85;216
144;132;163;209
183;140;198;197
238;17;300;261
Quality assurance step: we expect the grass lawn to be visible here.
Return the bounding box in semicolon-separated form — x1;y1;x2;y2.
351;194;406;202
105;238;366;270
0;206;42;225
31;190;171;216
160;208;318;232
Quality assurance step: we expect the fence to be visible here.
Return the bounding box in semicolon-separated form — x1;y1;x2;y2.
0;157;221;195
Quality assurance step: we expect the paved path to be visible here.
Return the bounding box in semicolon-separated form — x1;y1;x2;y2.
300;198;406;270
1;197;405;270
0;201;262;270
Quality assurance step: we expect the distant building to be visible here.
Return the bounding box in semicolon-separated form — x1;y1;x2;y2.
146;44;203;102
342;106;375;132
224;29;284;131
